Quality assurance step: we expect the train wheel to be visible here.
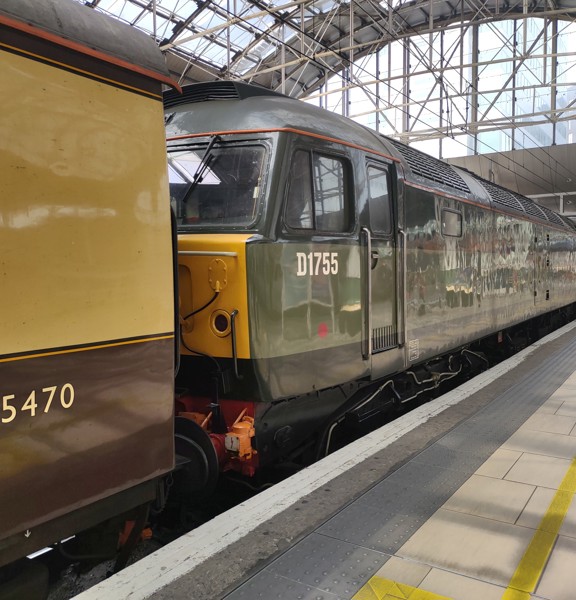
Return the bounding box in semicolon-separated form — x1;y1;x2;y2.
174;417;219;500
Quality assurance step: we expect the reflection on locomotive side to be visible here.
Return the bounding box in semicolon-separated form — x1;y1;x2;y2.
403;194;565;362
165;81;576;493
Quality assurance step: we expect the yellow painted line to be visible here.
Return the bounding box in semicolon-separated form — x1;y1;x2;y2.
356;455;576;600
502;456;576;599
353;576;452;600
0;335;174;364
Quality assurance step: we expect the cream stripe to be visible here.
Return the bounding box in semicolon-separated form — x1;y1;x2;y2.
0;335;174;364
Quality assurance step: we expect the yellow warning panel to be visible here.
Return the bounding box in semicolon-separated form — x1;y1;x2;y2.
353;576;452;600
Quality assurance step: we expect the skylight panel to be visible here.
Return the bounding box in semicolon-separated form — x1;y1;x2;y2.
177;37;206;55
160;0;187;11
235;55;260;74
193;7;228;30
248;38;278;61
315;0;346;9
132;10;171;36
95;0;142;23
254;13;277;29
199;43;228;66
228;24;254;48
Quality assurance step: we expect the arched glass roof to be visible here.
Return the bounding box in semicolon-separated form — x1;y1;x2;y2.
81;0;323;86
81;0;576;95
79;0;576;210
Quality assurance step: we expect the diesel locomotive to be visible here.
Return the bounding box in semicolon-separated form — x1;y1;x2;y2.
0;0;176;595
165;81;576;488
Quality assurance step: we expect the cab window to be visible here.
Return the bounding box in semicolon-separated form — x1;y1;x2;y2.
168;139;266;229
285;149;350;233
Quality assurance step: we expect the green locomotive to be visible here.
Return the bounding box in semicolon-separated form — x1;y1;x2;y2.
166;81;576;488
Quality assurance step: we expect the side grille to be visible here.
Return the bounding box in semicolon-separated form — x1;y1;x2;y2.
388;139;471;194
514;194;547;219
538;205;567;227
372;326;397;352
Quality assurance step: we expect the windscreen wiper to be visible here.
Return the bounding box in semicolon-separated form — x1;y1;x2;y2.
181;134;221;204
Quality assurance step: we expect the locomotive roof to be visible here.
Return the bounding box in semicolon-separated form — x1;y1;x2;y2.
165;81;387;156
0;0;173;87
165;81;573;231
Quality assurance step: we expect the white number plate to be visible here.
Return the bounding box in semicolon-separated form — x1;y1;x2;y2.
296;252;339;276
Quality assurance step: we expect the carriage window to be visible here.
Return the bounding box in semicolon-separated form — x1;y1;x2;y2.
285;150;349;232
367;165;391;233
441;209;462;237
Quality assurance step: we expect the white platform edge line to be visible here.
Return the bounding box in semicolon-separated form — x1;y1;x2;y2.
74;321;576;600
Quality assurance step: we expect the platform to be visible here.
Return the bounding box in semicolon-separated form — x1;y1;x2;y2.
76;322;576;600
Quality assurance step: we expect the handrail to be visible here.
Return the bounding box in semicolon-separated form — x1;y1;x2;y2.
361;227;372;360
230;309;243;379
398;228;408;366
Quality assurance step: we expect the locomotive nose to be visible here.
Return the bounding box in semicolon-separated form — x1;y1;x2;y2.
177;234;250;362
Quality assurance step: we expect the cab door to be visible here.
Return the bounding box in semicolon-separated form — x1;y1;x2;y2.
362;161;405;379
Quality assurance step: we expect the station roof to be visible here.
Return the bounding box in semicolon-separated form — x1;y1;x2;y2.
79;0;576;204
81;0;576;97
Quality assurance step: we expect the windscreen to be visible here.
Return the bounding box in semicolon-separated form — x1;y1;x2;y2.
168;138;267;229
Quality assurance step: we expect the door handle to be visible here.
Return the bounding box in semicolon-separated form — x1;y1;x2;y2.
370;250;379;270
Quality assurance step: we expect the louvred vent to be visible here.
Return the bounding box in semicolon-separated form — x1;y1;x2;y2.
388;139;471;194
481;180;566;226
164;81;284;109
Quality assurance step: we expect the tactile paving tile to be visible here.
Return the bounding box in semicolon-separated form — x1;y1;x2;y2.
411;435;500;473
317;461;471;554
265;533;389;597
224;568;346;599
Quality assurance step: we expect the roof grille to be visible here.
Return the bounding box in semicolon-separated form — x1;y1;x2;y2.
514;194;547;219
482;180;567;226
481;180;525;213
539;205;568;227
164;80;284;109
388;139;471;194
